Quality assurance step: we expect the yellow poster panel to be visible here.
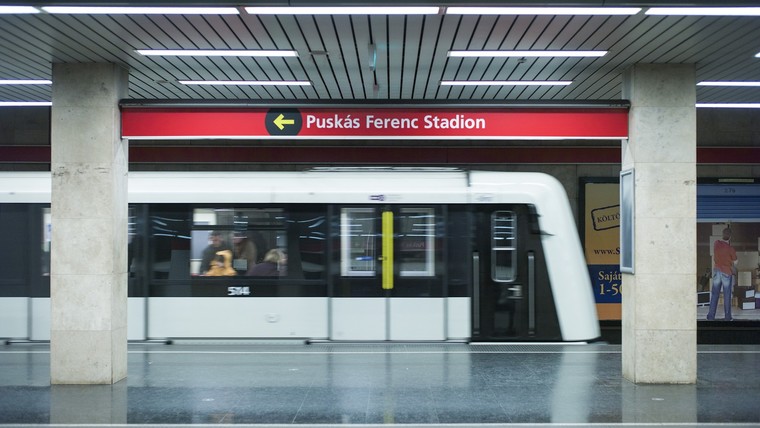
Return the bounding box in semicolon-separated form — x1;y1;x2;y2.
584;182;622;320
584;182;620;264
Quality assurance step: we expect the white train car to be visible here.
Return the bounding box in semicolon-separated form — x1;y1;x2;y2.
0;169;600;343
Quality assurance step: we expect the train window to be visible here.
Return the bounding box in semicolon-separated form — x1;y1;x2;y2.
398;208;435;277
340;207;376;277
147;205;326;285
491;211;516;282
191;208;286;277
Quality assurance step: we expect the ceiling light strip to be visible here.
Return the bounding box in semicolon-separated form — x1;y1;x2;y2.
245;6;439;15
448;51;606;58
42;6;239;15
0;6;39;14
446;7;641;15
0;80;52;85
698;81;760;87
179;80;311;86
697;103;760;108
646;7;760;16
441;81;572;86
137;50;298;57
0;102;52;106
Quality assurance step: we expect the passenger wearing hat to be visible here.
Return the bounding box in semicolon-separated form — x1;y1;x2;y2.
200;230;234;276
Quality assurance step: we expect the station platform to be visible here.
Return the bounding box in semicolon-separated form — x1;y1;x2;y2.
1;342;758;427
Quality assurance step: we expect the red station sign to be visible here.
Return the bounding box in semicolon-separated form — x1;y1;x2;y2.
120;107;628;140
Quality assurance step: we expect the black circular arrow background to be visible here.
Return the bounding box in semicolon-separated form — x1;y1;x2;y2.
265;108;302;136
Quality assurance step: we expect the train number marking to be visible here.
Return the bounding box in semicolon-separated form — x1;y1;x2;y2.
227;286;251;296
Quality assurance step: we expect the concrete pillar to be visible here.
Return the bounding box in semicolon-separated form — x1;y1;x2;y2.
51;383;127;423
621;382;697;422
621;63;697;384
50;63;129;384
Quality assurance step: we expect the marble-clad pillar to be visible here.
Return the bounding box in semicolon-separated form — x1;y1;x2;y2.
621;64;697;384
50;63;129;384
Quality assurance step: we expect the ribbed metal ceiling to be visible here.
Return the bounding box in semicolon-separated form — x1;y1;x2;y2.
1;3;760;103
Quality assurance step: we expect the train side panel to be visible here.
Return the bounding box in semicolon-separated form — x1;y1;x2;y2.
0;170;599;342
147;297;328;339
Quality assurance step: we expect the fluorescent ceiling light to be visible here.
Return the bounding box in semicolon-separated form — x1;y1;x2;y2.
179;80;311;86
0;79;52;84
137;49;298;57
42;6;239;14
446;7;641;15
448;50;606;58
441;81;572;86
698;81;760;87
646;7;760;16
0;6;39;13
0;101;52;106
245;6;439;15
697;103;760;108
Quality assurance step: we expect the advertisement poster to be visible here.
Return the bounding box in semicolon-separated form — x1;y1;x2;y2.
697;222;760;321
697;221;760;321
696;183;760;321
582;180;622;320
582;178;760;322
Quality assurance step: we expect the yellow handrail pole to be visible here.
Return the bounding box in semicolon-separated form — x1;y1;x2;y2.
382;211;394;290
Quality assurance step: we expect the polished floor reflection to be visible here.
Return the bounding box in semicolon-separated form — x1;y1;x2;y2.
0;342;759;427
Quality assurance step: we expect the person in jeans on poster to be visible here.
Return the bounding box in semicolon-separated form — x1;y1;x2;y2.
707;227;737;321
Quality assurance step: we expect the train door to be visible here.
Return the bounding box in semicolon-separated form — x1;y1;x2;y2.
329;205;445;341
472;205;543;341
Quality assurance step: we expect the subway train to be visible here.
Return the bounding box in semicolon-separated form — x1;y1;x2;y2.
0;168;600;343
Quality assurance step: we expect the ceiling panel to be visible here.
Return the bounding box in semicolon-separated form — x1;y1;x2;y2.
1;5;760;103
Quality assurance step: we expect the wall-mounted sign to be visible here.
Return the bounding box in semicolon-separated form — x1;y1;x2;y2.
121;107;628;140
619;169;635;274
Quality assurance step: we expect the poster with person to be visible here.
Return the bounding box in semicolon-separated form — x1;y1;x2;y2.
697;222;760;321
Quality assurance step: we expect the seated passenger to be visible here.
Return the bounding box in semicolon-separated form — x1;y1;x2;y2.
233;232;257;272
247;248;287;276
201;230;234;276
205;250;237;276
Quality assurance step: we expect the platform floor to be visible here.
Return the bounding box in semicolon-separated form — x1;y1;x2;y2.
0;342;759;427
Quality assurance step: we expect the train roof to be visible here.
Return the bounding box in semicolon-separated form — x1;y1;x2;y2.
0;169;567;205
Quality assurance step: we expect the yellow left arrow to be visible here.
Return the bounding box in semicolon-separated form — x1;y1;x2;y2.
273;113;295;131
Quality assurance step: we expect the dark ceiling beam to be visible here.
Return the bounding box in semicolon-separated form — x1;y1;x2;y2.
10;1;760;6
3;146;760;166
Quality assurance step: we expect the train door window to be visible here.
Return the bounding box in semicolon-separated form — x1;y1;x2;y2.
128;207;138;274
492;211;517;282
0;204;47;297
398;207;435;277
340;207;376;277
127;206;149;296
42;207;51;277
